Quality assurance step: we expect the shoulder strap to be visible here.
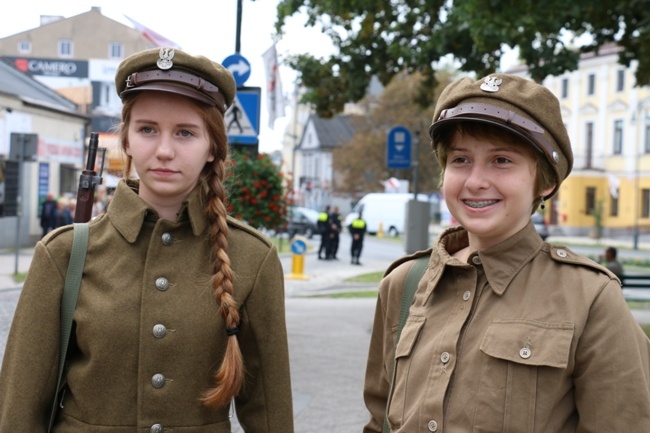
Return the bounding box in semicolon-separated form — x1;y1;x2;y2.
382;254;429;433
48;222;89;432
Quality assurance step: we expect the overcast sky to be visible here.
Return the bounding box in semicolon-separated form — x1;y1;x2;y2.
0;0;335;153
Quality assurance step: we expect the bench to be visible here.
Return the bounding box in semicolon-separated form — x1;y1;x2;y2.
621;275;650;302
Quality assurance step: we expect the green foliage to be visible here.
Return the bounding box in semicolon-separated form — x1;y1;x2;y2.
226;151;289;231
275;0;650;116
332;71;449;196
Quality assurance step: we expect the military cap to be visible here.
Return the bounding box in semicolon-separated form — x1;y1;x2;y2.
429;74;573;199
115;47;236;114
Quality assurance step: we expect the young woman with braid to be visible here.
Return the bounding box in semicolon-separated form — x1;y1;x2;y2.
0;47;294;433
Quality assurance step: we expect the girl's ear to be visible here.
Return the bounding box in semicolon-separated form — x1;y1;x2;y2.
541;183;556;199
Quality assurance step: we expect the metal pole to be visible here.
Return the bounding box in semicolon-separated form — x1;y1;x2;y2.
634;102;641;250
235;0;243;53
412;129;419;199
14;135;24;274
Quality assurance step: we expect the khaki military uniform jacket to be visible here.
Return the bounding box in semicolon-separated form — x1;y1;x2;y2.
0;180;293;433
363;223;650;433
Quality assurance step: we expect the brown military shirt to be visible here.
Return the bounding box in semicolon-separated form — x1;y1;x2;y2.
364;222;650;433
0;180;293;433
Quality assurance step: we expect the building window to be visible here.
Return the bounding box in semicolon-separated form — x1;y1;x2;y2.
58;39;73;57
645;123;650;154
108;42;124;59
17;40;31;54
613;119;623;155
586;187;596;215
561;78;568;99
587;73;595;96
643;189;650;218
585;122;594;169
616;70;625;92
610;193;619;217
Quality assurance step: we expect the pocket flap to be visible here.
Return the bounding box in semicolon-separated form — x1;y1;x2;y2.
480;320;574;368
395;316;426;359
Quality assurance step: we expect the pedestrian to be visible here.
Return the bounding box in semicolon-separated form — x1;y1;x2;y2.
362;74;650;433
40;192;58;237
318;205;330;259
600;246;625;279
0;47;293;432
55;197;73;227
326;205;342;260
349;211;366;265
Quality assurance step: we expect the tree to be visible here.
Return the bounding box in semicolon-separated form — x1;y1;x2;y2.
275;0;650;117
225;151;289;231
333;70;454;199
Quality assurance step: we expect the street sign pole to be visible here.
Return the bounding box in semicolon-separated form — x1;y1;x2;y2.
13;135;24;274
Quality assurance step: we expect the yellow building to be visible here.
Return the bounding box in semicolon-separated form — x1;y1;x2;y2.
513;43;650;238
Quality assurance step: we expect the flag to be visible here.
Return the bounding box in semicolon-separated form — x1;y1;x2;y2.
124;15;182;49
262;44;286;129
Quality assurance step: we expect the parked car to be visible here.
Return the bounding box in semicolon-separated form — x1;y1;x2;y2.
531;213;549;240
286;206;320;239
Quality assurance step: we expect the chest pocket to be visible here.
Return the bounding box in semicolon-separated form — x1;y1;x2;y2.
473;319;574;433
480;319;574;368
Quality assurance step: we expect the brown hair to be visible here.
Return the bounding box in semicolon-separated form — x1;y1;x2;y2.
119;95;243;407
433;122;556;212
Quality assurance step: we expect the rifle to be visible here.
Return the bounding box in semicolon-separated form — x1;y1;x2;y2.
74;132;106;223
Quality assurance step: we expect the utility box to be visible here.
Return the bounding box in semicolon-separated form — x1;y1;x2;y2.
405;199;431;254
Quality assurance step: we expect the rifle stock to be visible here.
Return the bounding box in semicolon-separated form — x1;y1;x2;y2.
74;132;104;222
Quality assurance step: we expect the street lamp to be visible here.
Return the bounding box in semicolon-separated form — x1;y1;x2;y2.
633;99;650;250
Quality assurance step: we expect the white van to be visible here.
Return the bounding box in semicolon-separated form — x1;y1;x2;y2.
343;193;429;237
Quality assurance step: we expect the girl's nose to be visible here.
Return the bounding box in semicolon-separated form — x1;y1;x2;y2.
464;164;490;190
155;135;174;159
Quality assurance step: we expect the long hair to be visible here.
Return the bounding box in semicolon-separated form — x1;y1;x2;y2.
119;94;244;407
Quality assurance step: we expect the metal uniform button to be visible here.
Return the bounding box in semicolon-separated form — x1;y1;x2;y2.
150;424;164;433
428;419;438;432
440;352;450;364
155;277;169;291
472;255;482;265
463;290;471;301
153;324;167;338
520;347;532;359
151;374;166;389
161;232;173;246
556;249;568;258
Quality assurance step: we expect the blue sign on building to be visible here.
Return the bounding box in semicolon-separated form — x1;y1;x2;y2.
222;53;251;88
386;126;412;169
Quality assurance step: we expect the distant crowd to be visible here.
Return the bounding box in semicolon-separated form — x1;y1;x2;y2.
39;191;111;238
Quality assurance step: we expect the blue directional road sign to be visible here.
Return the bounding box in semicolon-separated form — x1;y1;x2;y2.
222;53;251;87
226;87;261;145
386;126;412;169
290;237;308;255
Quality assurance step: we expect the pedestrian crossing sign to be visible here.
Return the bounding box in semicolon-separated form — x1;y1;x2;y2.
227;87;261;145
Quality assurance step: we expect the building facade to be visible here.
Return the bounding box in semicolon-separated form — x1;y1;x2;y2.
0;7;155;245
511;43;650;239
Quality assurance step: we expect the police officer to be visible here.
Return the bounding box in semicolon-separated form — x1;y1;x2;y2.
317;205;330;259
349;211;367;265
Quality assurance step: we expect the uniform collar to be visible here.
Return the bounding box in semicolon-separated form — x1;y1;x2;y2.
108;179;209;243
434;221;544;295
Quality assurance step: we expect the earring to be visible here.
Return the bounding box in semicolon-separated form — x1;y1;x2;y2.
540;197;545;210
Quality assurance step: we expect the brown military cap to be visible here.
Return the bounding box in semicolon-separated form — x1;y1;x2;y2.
429;74;573;199
115;47;236;114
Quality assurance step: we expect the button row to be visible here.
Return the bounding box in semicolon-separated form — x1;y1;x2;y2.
149;232;173;433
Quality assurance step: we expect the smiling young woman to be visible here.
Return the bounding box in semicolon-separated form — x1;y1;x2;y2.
362;74;650;433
